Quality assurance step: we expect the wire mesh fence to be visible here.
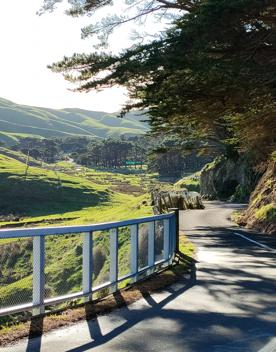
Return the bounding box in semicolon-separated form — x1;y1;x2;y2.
138;223;149;269
44;233;82;300
118;226;131;279
155;220;165;262
92;230;110;288
0;212;176;316
0;237;33;308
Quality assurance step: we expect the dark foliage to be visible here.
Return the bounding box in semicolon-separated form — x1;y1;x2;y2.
43;0;276;163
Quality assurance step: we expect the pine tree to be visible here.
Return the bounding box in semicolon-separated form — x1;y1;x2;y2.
43;0;276;162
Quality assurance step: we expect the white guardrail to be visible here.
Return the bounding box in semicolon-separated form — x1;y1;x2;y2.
0;212;177;316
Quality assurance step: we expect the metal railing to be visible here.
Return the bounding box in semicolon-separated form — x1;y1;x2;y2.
0;212;177;316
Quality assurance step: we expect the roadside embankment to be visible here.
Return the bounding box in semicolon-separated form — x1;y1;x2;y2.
200;156;259;201
235;161;276;234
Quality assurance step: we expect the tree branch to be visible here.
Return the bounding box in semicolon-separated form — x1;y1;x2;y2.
156;0;191;11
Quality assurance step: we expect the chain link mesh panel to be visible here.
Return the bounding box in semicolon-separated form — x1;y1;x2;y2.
138;223;149;269
155;220;164;262
44;233;82;299
0;238;33;309
118;226;131;279
92;230;110;288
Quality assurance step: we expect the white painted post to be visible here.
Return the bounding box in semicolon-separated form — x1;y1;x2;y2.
148;222;155;274
172;215;177;257
33;236;45;316
169;215;176;262
168;209;179;256
110;228;118;293
163;219;170;261
83;232;93;302
130;224;138;283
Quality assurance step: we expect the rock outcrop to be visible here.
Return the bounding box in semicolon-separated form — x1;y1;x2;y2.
151;189;204;214
237;161;276;234
200;156;259;201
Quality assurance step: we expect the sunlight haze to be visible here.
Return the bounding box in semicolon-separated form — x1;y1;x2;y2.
0;0;163;112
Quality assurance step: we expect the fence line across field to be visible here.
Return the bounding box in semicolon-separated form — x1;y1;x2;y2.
0;212;177;317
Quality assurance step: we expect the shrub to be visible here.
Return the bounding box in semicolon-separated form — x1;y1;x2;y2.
93;246;106;278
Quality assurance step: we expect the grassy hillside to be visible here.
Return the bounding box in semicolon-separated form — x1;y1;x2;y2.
0;149;155;226
0;150;156;314
0;97;148;143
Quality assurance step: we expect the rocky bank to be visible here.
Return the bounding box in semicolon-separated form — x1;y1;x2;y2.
237;161;276;234
200;156;260;201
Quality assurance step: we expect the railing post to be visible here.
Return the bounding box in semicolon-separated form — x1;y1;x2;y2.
33;236;45;316
130;224;138;283
83;232;93;302
163;219;170;261
110;228;118;293
168;208;179;254
148;221;155;274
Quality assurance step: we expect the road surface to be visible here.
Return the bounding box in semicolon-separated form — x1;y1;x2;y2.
1;201;276;352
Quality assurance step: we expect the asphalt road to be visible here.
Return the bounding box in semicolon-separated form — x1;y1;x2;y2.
1;201;276;352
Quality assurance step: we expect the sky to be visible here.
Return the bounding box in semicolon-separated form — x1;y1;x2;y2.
0;1;166;112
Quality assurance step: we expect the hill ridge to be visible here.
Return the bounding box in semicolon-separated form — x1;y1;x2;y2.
0;97;147;144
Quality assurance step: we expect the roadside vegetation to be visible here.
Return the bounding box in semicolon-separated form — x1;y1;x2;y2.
174;173;200;193
235;160;276;234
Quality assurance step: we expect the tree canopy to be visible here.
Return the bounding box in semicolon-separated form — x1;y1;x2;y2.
43;0;276;162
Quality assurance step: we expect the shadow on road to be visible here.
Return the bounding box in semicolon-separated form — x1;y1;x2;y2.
64;251;276;352
26;315;44;352
66;271;197;352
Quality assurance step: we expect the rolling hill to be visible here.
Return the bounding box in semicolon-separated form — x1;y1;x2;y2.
0;97;148;145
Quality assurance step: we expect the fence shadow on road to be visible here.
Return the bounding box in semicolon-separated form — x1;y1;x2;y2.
19;266;196;352
64;225;276;352
26;315;44;352
22;224;276;352
65;268;197;352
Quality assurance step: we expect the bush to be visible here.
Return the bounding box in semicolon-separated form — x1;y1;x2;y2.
93;246;106;279
255;204;276;221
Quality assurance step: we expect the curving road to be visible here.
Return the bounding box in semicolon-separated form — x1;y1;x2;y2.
1;201;276;352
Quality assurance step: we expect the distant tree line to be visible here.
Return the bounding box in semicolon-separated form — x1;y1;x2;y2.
12;138;58;163
72;137;147;169
12;136;148;167
12;135;212;177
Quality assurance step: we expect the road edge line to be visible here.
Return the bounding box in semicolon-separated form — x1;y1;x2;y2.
234;232;276;253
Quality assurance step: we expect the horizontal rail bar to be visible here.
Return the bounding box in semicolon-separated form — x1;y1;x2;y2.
46;260;169;306
0;213;175;239
44;282;112;307
0;303;34;317
0;282;112;317
118;259;168;282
